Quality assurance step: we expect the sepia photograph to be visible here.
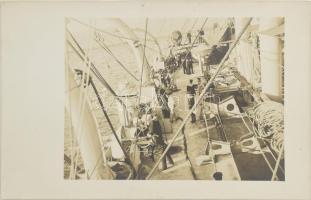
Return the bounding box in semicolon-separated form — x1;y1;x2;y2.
2;1;311;199
64;17;285;181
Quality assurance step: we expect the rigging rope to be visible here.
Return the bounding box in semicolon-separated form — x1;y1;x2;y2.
94;34;139;81
89;77;136;177
138;18;149;105
67;28;134;165
67;24;142;179
66;29;129;104
130;18;149;176
70;18;136;42
69;18;154;43
271;144;284;181
182;18;199;44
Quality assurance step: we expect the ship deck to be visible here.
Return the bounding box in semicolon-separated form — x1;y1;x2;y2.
147;62;285;180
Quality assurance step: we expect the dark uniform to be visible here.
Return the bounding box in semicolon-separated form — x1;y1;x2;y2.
187;80;196;123
150;115;174;170
187;32;192;44
186;51;194;74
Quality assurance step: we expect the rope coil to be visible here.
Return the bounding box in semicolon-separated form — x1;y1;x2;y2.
249;101;284;154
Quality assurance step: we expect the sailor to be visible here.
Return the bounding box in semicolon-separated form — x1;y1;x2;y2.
187;79;196;107
168;95;175;122
204;71;215;94
183;59;187;74
168;71;177;91
153;77;161;88
197;77;205;95
187;79;196;123
197;77;205;120
149;113;162;143
175;54;181;68
167;55;176;73
165;72;171;87
175;53;181;69
209;45;219;64
171;56;177;72
184;50;193;74
168;94;183;122
204;67;211;81
149;113;174;170
185;55;189;74
198;29;205;43
158;88;170;118
142;112;152;127
161;70;168;88
181;54;187;74
187;32;192;44
136;115;148;137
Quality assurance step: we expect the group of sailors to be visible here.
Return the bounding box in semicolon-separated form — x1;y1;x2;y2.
165;49;194;76
153;50;199;123
131;51;199;170
186;30;205;44
151;47;215;127
181;51;194;75
133;103;175;170
159;69;176;91
134;105;162;141
187;78;202;123
186;74;215;124
132;42;216;171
